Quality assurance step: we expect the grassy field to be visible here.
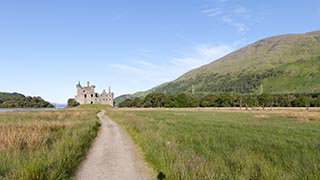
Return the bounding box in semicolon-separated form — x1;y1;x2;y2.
107;108;320;180
0;107;100;180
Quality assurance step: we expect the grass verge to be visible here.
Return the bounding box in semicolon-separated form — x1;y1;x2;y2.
0;107;100;180
107;108;320;180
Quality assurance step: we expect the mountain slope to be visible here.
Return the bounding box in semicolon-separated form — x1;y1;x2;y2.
131;30;320;97
115;30;320;103
185;31;320;78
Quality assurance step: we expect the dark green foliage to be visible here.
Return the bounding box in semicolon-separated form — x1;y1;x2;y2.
114;94;135;106
175;93;198;107
258;93;271;107
119;92;320;108
0;92;54;108
132;97;143;107
143;92;168;107
119;92;200;108
314;97;320;106
292;96;313;107
119;98;134;107
67;98;80;107
0;92;25;101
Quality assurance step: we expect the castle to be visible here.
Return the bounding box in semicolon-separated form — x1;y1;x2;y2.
75;81;114;107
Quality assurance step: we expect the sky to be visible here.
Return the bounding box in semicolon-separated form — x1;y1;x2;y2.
0;0;319;103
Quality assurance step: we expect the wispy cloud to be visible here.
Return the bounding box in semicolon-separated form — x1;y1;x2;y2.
221;15;249;32
201;1;253;33
233;6;249;15
111;43;236;85
111;12;127;22
201;8;223;17
196;44;233;59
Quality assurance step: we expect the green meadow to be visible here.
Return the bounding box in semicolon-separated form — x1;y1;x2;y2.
0;108;100;180
1;106;319;180
108;108;320;180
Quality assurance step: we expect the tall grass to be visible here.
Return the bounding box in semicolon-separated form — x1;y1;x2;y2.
0;109;100;179
108;109;320;180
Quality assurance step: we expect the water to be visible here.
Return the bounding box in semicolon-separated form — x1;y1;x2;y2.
0;108;57;113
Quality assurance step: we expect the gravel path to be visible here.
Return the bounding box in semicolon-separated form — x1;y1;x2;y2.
76;110;152;180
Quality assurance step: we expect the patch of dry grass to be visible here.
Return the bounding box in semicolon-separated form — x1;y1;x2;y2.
0;120;81;150
118;107;320;122
0;109;100;180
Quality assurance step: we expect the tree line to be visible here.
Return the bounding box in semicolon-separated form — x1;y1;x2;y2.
118;92;320;108
0;92;54;108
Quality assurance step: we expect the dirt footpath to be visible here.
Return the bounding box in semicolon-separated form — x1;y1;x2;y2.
76;110;152;180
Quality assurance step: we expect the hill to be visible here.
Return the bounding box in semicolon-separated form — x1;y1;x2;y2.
0;92;54;108
117;30;320;101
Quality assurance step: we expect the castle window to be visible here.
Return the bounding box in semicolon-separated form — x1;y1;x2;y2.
84;94;87;98
83;90;85;93
95;93;98;97
91;94;93;97
90;101;93;104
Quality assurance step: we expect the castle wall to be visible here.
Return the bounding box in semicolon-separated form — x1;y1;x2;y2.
75;81;114;106
98;92;114;106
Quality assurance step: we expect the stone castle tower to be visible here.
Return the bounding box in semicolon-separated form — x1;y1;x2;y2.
75;81;114;107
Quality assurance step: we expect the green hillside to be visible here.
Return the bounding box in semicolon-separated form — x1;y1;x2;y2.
0;92;54;108
120;30;320;99
263;56;320;93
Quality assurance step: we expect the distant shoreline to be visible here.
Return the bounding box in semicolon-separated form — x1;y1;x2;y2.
0;108;58;113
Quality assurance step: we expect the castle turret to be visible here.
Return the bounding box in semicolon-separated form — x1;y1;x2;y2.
76;81;81;88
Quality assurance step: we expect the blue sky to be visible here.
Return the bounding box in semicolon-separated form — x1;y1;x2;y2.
0;0;319;103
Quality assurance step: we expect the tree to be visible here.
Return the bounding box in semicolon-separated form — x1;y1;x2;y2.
132;97;143;107
67;98;80;107
215;93;233;107
200;94;217;107
314;96;320;107
118;98;133;107
164;95;178;108
173;93;199;107
292;96;312;108
242;94;256;107
143;92;167;107
258;93;271;108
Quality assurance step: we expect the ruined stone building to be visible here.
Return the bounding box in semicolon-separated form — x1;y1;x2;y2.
75;81;114;106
